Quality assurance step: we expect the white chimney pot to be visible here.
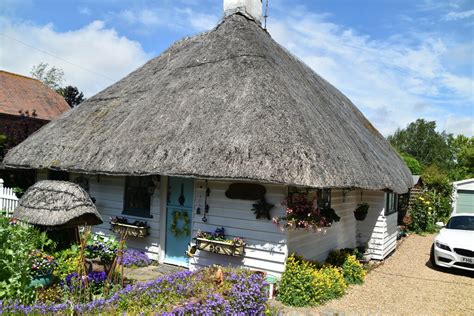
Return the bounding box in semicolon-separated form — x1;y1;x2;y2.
224;0;263;23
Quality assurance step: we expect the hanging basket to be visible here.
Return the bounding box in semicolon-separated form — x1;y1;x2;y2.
354;203;369;221
110;222;150;238
354;211;368;221
195;238;245;257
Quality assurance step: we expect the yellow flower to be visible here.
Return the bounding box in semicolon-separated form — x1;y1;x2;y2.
428;207;433;211
425;201;430;205
419;196;424;201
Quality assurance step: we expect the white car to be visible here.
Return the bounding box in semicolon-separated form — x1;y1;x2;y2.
430;213;474;272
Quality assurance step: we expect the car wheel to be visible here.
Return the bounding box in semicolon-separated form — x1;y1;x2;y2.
430;244;438;269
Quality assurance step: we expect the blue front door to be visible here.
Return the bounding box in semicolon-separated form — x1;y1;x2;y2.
165;177;194;266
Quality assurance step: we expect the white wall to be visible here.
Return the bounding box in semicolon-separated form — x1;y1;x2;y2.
356;190;397;260
287;189;359;262
189;180;288;276
80;174;162;260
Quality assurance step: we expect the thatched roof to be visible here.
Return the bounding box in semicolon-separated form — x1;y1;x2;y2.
4;14;412;193
13;180;102;228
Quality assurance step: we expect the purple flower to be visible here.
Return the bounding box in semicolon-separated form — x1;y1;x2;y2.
117;249;152;267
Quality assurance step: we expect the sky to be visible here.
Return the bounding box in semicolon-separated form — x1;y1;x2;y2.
0;0;473;136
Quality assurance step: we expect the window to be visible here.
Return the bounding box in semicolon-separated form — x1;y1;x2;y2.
385;192;398;216
123;176;153;218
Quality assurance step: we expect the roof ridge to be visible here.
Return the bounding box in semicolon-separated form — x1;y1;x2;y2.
0;70;42;83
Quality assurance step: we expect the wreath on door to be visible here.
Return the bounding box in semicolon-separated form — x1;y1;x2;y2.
171;210;190;237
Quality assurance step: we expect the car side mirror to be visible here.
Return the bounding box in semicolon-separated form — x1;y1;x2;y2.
435;221;445;228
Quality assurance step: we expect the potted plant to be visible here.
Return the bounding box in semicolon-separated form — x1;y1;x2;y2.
29;250;56;288
194;227;245;257
110;217;150;238
354;202;369;221
273;194;340;231
84;235;118;274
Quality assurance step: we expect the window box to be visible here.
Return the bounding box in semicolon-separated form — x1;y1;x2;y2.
195;237;245;257
110;222;150;238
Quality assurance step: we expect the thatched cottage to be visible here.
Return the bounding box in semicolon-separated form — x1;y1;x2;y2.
4;0;412;276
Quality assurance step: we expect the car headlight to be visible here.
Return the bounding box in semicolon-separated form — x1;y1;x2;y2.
435;241;451;251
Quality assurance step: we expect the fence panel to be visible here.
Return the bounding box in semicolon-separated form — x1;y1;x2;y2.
0;178;19;217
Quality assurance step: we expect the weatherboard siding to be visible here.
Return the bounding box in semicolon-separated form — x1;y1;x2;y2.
356;190;398;260
189;180;288;277
287;189;359;262
85;175;162;260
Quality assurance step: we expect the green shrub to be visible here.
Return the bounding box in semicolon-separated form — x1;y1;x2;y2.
408;194;438;233
0;219;34;303
278;255;317;307
54;245;80;281
278;254;351;307
326;248;363;267
341;255;366;285
312;266;347;304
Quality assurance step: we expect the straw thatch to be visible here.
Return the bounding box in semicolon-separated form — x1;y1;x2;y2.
4;14;412;193
13;180;102;228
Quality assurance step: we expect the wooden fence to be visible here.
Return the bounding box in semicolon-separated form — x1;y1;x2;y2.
0;178;18;217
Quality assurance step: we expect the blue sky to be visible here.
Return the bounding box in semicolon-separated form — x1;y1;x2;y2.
0;0;472;136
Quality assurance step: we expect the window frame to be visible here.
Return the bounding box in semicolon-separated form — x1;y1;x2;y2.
385;192;398;216
122;176;153;218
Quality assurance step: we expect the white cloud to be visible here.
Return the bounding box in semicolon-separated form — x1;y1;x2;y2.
443;116;474;136
113;7;219;33
267;10;473;136
117;9;162;27
79;7;91;16
0;18;150;97
443;9;474;21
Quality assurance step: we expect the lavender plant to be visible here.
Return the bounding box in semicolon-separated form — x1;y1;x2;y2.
1;267;268;314
117;249;152;267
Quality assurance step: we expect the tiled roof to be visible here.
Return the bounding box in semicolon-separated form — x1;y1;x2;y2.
0;70;70;121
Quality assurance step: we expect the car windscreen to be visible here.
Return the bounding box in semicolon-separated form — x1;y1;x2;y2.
446;216;474;231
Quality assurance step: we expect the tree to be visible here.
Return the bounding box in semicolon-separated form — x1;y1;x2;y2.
388;119;452;169
30;62;64;91
448;135;474;180
58;86;85;107
399;152;422;174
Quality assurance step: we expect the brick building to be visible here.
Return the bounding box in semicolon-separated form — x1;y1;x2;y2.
0;70;70;187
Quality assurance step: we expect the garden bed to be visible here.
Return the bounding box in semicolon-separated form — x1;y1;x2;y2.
1;267;268;315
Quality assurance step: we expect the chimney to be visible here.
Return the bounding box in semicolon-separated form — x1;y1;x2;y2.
223;0;263;23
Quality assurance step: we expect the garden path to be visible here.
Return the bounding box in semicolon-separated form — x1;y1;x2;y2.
124;264;186;282
276;234;474;315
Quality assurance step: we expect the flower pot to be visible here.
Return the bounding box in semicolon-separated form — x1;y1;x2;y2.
195;238;245;257
85;258;112;274
110;222;150;238
29;274;53;288
354;211;368;221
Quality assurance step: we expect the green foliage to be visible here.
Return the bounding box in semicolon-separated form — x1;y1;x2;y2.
448;135;474;180
326;248;363;267
85;234;119;262
278;255;319;307
0;218;38;303
278;254;360;307
30;62;64;91
57;85;85;108
311;266;347;304
408;194;438;233
399;152;422;174
53;245;80;281
388;119;452;170
341;255;366;285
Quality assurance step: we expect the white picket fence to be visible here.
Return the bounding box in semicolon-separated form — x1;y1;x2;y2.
0;178;18;217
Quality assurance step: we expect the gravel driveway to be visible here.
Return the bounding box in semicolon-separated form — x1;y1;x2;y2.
278;234;474;315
